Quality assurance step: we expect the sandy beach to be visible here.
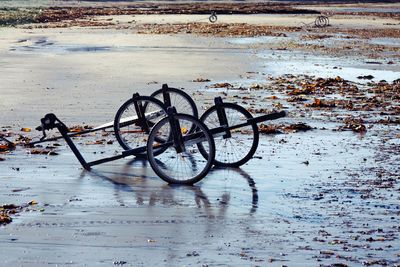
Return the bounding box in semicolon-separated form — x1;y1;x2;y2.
1;2;399;266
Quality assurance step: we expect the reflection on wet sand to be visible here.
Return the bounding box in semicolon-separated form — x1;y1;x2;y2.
86;159;259;215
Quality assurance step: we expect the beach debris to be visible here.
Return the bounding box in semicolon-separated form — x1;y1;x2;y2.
330;263;349;267
85;139;106;145
284;123;312;132
301;34;333;40
70;125;93;133
259;123;312;134
281;75;352;95
186;251;200;257
287;96;308;102
136;22;289;37
287;85;314;96
20;127;31;132
28;200;38;205
208;82;233;88
320;250;335;256
9;3;316;27
305;98;335;108
247;108;274;114
338;117;367;133
29;148;59;155
11;187;31;193
14;134;32;146
357;75;374;80
259;124;282;134
362;259;388;266
113;261;127;266
1;204;19;209
1;201;39;225
365;61;382;65
0;144;10;152
192;78;211;82
0;140;15;153
1;134;15;144
0;213;12;225
250;83;264;89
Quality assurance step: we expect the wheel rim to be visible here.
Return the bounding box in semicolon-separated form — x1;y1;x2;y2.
209;15;217;23
151;89;198;119
115;98;167;152
200;104;259;167
147;115;215;184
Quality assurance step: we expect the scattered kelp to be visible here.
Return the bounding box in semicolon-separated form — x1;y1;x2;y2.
337;117;367;133
0;3;318;27
0;201;39;226
259;123;313;134
0;8;42;26
136;23;290;37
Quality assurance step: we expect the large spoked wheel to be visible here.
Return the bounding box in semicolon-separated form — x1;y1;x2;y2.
198;103;259;167
147;114;215;185
114;96;168;155
149;87;199;119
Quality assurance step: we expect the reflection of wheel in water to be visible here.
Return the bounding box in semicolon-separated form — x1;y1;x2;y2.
150;87;199;119
209;12;217;23
114;96;167;154
147;114;215;185
236;168;258;214
315;15;329;28
198;103;259;167
209;166;258;214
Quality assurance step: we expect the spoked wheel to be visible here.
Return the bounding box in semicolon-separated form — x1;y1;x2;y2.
150;87;199;119
198;103;259;167
147;114;215;185
315;15;329;28
209;12;217;23
114;96;168;155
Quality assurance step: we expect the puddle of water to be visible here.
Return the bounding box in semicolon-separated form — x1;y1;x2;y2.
65;46;112;52
227;36;289;45
10;37;244;55
12;43;112;54
9;36;112;54
222;35;400;83
370;37;400;47
258;50;400;83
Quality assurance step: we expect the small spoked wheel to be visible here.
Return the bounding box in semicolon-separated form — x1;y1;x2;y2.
199;103;259;167
114;96;167;155
150;87;199;119
147;114;215;185
315;15;329;28
209;12;217;23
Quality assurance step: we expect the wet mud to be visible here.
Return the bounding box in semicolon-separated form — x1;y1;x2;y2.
0;3;399;266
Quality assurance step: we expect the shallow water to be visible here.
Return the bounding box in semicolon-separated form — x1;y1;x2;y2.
1;121;398;266
225;35;400;83
370;37;400;47
259;50;400;82
10;36;246;55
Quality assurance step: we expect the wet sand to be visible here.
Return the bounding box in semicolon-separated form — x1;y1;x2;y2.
1;5;400;267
